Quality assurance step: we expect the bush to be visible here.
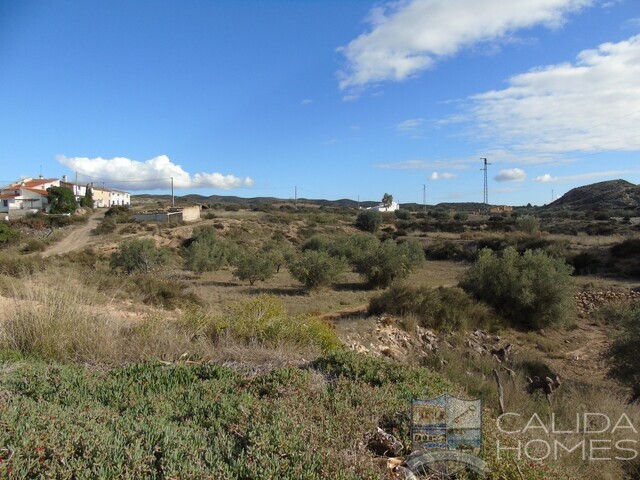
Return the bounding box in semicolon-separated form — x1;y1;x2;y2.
288;250;346;290
369;283;495;332
606;302;640;402
183;225;236;272
110;238;171;274
460;246;574;329
224;295;341;352
355;210;382;233
129;274;202;309
352;240;424;288
22;239;46;253
93;217;117;235
0;223;20;246
394;209;411;221
515;215;540;234
232;249;277;285
424;240;463;260
610;238;640;258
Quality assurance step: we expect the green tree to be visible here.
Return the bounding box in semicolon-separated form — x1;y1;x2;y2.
355;210;382;233
459;246;574;329
183;225;236;273
352;240;425;288
80;185;94;208
382;193;393;208
232;250;277;285
288;250;346;290
46;186;77;214
110;238;171;274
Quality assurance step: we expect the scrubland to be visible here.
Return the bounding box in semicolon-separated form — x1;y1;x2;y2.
0;204;639;478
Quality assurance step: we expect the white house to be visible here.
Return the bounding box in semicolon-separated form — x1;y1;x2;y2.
0;177;60;215
108;189;130;207
367;201;400;213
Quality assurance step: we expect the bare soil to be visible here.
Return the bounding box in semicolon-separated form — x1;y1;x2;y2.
42;211;105;257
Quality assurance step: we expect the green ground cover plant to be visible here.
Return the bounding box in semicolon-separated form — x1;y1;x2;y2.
0;350;558;479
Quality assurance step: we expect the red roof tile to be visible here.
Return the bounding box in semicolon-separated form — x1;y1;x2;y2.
7;178;58;189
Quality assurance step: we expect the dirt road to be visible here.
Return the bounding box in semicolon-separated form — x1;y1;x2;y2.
43;210;105;257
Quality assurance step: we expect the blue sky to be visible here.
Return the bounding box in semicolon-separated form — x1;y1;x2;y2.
1;0;639;206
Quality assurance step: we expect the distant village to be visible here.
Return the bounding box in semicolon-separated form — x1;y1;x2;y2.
0;175;130;217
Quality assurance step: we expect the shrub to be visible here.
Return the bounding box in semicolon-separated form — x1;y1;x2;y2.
288;250;346;290
129;274;202;309
224;295;341;352
22;239;46;253
460;246;575;329
232;250;277;285
606;302;640;402
424;240;463;260
93;217;117;235
369;283;495;332
515;215;540;234
110;238;171;274
0;223;19;246
568;251;601;275
355;210;382;233
183;225;236;272
610;238;640;258
394;209;412;221
302;235;332;252
352;240;425;288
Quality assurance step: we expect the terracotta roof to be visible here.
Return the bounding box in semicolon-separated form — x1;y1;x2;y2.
7;178;58;189
0;194;17;199
24;187;49;195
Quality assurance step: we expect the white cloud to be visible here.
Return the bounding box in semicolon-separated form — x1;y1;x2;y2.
469;34;640;153
338;0;591;93
495;168;527;182
396;118;424;131
430;171;457;180
300;99;313;106
321;139;338;145
534;169;640;183
56;155;254;190
534;174;558;183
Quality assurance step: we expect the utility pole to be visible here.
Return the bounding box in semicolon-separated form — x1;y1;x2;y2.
551;189;554;203
480;158;491;213
75;171;78;186
294;186;297;209
171;177;175;207
357;195;360;210
423;184;426;213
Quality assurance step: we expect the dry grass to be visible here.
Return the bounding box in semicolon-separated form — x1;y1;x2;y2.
0;272;339;365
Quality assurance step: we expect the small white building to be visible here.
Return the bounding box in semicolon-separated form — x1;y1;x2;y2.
367;201;400;213
0;177;60;215
108;189;130;207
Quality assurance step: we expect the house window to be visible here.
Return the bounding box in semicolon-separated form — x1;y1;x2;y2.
2;200;7;207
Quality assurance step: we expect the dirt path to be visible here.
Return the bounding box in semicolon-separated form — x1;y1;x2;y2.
43;211;105;257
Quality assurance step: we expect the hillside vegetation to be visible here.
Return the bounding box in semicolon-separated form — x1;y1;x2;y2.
1;192;640;478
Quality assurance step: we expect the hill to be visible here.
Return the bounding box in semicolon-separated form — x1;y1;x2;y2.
547;179;640;211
